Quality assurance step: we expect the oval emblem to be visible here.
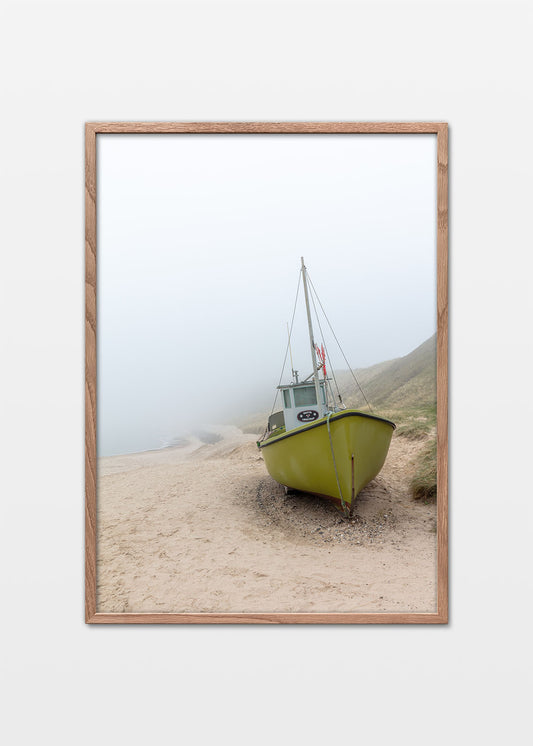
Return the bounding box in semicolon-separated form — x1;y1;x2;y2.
297;409;319;423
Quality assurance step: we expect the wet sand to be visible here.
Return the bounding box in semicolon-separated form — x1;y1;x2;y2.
97;427;437;613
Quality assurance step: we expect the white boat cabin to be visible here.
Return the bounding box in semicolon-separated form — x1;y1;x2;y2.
271;380;329;433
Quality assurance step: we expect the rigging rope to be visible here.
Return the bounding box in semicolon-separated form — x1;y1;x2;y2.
326;412;349;516
308;283;344;409
269;270;302;416
307;273;373;413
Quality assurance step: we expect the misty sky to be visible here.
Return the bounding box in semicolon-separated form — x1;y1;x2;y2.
97;133;436;456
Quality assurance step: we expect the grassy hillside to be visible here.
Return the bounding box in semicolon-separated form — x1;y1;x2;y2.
337;333;436;412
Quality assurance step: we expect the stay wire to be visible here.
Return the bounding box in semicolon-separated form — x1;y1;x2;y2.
307;273;373;413
269;270;302;417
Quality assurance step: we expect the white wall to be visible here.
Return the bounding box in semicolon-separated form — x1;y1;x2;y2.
1;1;531;744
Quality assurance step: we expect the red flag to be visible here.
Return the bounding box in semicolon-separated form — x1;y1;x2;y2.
315;343;326;377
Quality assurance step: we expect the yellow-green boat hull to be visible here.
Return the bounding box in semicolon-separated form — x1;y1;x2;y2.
259;410;395;511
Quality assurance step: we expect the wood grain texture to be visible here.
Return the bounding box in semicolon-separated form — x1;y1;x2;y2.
85;124;97;622
89;612;448;624
85;122;449;624
86;121;445;135
436;124;449;622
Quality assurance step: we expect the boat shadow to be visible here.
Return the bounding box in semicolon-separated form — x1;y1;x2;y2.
252;476;397;545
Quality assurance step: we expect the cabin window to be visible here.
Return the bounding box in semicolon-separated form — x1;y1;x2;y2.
294;386;317;407
283;389;292;408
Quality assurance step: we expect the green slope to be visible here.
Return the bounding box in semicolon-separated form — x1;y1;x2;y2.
338;333;437;411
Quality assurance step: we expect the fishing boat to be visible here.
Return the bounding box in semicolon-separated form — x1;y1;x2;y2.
257;258;395;517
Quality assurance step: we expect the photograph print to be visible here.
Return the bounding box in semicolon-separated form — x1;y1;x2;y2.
86;122;448;623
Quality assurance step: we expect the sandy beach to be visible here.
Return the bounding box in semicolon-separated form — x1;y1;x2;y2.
97;426;437;613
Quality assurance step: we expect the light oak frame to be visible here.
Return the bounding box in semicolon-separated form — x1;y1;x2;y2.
85;122;448;624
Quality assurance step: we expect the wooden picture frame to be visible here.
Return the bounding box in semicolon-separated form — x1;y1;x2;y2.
85;122;448;624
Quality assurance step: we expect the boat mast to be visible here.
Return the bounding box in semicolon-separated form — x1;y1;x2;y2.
301;257;324;416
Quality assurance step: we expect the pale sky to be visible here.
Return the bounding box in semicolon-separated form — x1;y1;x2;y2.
97;133;436;456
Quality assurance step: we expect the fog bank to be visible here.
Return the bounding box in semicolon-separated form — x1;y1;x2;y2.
97;134;436;456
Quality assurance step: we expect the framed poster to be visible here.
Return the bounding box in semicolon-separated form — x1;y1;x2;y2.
85;122;448;623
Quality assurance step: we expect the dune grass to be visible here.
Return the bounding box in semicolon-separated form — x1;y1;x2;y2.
383;406;437;502
395;419;432;440
411;437;437;502
388;404;436;440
